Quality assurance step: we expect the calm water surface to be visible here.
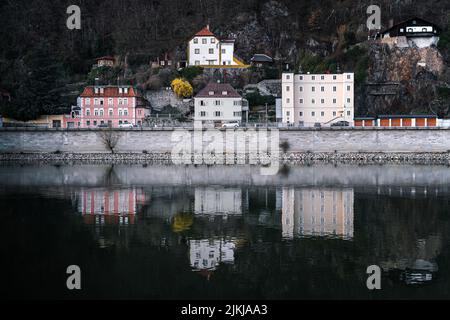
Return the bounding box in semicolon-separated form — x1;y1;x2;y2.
1;164;450;299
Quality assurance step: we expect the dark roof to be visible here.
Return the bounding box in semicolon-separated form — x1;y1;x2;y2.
378;115;437;119
96;56;115;61
354;117;376;120
80;86;141;98
195;83;241;98
251;54;274;63
381;17;442;35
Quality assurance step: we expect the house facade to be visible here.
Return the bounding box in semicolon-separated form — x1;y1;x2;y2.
193;82;244;124
79;86;150;128
380;17;441;48
187;25;246;67
282;72;354;126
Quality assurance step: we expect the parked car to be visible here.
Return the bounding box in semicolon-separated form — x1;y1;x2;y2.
331;121;350;127
222;122;239;128
98;124;109;128
119;123;134;129
313;122;322;128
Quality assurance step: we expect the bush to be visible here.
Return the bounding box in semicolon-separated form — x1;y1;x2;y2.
181;66;204;81
171;78;193;98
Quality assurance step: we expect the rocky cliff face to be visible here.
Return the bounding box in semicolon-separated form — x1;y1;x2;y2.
358;41;447;115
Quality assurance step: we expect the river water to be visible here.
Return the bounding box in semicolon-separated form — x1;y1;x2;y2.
1;164;449;299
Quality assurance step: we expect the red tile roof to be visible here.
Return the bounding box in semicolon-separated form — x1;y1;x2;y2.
195;26;216;37
80;86;141;98
195;83;241;98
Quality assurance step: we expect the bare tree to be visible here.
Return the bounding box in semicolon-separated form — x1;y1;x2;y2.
98;128;121;153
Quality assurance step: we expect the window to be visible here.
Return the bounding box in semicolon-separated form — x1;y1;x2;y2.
286;98;290;103
99;109;104;116
200;111;206;117
85;98;90;105
200;100;206;106
138;110;142;116
321;99;325;104
100;99;104;105
311;111;315;116
124;98;128;105
209;49;214;54
347;74;351;79
119;88;123;94
194;38;198;44
222;91;228;95
195;61;200;65
215;100;221;106
93;121;97;126
234;112;242;117
312;76;316;80
299;112;303;116
86;121;90;126
94;98;99;105
299;76;303;80
123;109;128;116
347;98;351;103
299;99;304;104
333;98;337;104
94;109;99;116
321;76;325;80
286;75;291;80
333;86;337;92
286;111;290;116
347;111;351;116
118;99;123;105
312;99;315;104
86;109;91;116
321;111;325;117
211;38;216;44
333;111;336;117
160;61;165;66
299;86;303;92
118;109;123;116
321;86;325;92
333;75;337;80
215;111;221;117
233;101;241;106
109;109;113;116
202;38;207;44
222;49;226;54
195;49;200;54
312;87;315;92
286;86;290;92
108;98;113;105
347;85;351;91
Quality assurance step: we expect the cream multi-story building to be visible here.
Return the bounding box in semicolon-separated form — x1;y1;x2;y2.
187;25;246;67
281;72;354;126
193;82;243;124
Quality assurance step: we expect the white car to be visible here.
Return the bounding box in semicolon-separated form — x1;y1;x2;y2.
221;122;240;128
119;123;134;129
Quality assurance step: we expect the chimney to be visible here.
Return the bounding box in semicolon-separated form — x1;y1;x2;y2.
206;24;210;30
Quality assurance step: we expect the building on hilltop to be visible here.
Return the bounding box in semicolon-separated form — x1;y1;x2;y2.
281;72;354;127
380;17;441;48
187;25;248;68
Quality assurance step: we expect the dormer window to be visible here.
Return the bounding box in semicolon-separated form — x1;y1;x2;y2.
119;88;123;94
94;87;99;94
209;91;214;96
222;91;228;95
124;87;128;94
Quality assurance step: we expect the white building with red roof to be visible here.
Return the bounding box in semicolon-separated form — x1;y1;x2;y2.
194;82;244;124
79;85;150;128
188;25;246;67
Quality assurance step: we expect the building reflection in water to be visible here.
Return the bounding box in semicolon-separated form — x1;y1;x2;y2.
73;187;147;225
189;239;236;274
280;188;354;240
195;187;242;216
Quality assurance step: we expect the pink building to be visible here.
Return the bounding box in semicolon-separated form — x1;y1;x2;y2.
79;85;151;128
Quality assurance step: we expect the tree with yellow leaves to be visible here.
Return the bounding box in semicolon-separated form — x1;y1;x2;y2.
171;78;193;98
